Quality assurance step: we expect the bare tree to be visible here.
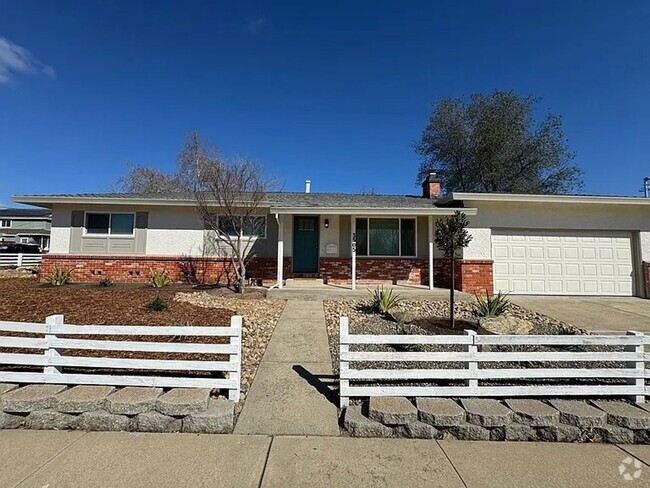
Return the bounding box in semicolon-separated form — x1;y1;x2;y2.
179;133;278;293
114;163;180;193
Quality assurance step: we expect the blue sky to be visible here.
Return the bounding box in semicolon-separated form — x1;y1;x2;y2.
0;1;649;207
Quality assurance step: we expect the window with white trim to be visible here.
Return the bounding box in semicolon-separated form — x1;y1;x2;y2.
217;216;266;238
0;220;10;228
85;213;135;236
355;218;416;257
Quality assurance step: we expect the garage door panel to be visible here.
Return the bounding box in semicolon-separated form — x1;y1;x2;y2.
491;230;633;296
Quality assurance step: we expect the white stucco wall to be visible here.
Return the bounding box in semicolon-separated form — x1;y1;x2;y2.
320;215;340;258
146;207;206;256
464;227;492;259
49;206;71;253
640;231;650;263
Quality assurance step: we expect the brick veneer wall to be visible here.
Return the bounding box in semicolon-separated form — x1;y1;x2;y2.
320;257;494;293
40;254;292;286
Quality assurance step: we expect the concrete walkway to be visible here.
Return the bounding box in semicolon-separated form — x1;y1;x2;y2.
234;300;340;436
2;430;648;487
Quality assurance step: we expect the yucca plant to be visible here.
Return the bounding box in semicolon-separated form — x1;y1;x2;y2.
47;266;72;286
149;269;172;288
368;286;402;315
474;291;510;318
98;277;114;287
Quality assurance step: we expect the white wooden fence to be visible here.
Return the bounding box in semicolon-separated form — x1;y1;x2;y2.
339;316;648;408
0;315;243;401
0;253;43;267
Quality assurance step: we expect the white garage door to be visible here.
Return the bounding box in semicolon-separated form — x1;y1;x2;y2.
492;230;634;296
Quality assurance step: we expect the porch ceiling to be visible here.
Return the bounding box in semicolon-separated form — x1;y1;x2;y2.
269;207;478;216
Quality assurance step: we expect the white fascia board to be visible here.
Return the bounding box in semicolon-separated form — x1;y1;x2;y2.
269;207;478;216
449;192;650;206
12;196;198;207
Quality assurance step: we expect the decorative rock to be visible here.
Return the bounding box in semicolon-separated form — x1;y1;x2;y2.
633;430;650;444
461;399;513;427
105;387;162;415
451;422;490;441
479;316;533;335
400;421;438;439
78;410;132;432
155;388;210;416
504;399;559;426
26;409;78;430
591;401;650;430
343;406;392;438
368;397;417;426
505;423;537;441
537;424;583;443
136;411;182;433
1;385;67;413
595;424;634;444
548;400;606;428
0;411;26;429
183;399;234;434
55;386;116;413
0;384;18;396
490;427;505;441
386;310;418;325
416;398;465;427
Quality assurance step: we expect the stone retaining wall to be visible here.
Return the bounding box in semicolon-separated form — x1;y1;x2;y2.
343;397;650;444
0;384;234;434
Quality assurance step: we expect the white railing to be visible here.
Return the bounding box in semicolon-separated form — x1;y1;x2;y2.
339;316;648;408
0;315;243;401
0;253;43;267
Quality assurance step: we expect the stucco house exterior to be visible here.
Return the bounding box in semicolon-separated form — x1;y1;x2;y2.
0;208;52;251
12;173;650;297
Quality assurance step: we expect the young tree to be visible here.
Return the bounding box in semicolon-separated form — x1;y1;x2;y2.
113;132;278;292
435;211;472;328
415;90;583;195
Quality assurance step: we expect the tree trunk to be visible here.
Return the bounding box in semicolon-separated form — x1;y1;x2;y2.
449;256;455;328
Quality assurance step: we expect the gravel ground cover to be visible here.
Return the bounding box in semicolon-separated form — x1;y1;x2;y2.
0;278;285;412
324;298;628;398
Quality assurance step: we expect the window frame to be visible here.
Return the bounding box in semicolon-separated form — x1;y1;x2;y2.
0;219;11;228
216;215;267;239
83;212;136;237
354;217;417;258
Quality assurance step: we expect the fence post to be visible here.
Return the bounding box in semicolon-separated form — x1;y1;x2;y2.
626;330;645;404
339;316;350;409
465;330;478;393
45;314;64;375
228;315;242;402
17;253;23;267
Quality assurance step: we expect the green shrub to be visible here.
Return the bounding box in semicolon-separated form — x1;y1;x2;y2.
149;269;172;288
145;294;169;312
47;267;72;286
474;291;510;318
368;286;402;315
98;277;114;287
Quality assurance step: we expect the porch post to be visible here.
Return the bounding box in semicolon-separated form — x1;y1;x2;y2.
428;215;434;290
351;215;357;290
276;214;284;289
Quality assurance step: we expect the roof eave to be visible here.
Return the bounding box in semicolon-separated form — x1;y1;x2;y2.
449;192;650;206
270;206;478;216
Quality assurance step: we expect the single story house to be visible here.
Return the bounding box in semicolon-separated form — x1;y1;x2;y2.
12;173;650;297
0;208;52;251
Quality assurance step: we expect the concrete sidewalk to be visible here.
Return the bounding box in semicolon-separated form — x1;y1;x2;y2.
234;300;340;436
2;430;648;487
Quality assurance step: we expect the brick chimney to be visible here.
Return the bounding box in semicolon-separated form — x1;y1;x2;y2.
422;172;441;199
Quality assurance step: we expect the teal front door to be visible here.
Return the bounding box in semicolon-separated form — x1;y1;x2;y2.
293;216;319;273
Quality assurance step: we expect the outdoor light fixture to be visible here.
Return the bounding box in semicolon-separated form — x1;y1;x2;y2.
324;218;330;228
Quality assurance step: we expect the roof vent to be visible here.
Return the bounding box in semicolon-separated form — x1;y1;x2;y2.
305;179;311;194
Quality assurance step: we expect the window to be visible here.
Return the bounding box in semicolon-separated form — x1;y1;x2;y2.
355;218;416;257
0;220;10;228
85;213;135;236
217;216;266;238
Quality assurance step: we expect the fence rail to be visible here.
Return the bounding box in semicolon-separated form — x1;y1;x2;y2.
0;315;242;401
339;316;647;408
0;253;43;267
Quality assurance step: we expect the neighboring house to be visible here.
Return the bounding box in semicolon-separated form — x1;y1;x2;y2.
12;173;650;298
0;208;52;251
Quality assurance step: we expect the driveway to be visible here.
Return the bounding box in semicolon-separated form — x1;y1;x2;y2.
511;296;650;334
